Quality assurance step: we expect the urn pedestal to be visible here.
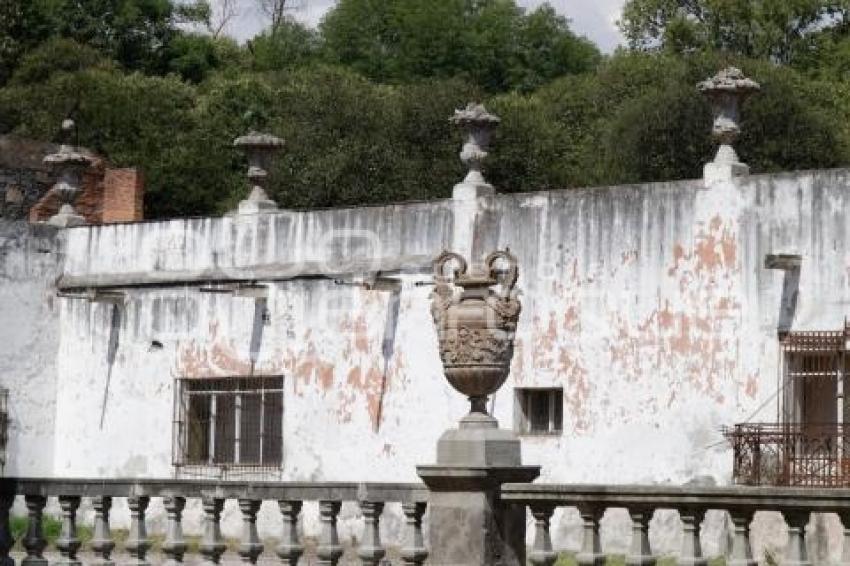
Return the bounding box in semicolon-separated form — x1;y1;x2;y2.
417;250;539;566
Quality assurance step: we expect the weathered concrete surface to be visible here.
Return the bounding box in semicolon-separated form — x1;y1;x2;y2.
0;221;61;476
5;168;850;556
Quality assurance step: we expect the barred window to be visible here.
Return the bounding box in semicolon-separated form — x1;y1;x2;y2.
173;376;283;479
515;388;563;435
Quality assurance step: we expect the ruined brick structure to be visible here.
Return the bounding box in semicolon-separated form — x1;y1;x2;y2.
0;135;144;223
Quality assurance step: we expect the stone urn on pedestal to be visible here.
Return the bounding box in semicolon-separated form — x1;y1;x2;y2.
417;249;539;566
698;67;760;183
44;119;93;228
233;132;283;215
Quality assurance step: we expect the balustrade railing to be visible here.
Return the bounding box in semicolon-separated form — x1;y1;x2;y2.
502;482;850;566
0;478;428;565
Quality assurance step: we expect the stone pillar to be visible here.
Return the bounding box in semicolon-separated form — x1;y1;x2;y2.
400;502;428;566
90;496;115;566
275;501;303;565
728;509;757;566
357;501;386;566
55;496;82;566
237;499;263;564
0;494;13;566
126;496;151;566
22;495;48;566
678;507;707;566
163;496;188;565
420;249;539;566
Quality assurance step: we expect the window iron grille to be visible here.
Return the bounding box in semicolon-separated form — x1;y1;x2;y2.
727;324;850;486
515;388;563;435
173;376;283;481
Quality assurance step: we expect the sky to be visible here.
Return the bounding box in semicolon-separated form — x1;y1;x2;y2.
222;0;627;53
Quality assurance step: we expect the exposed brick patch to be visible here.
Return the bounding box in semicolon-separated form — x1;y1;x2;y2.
102;168;144;223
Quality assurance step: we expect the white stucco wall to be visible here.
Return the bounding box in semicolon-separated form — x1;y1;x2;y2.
4;168;850;555
0;222;61;477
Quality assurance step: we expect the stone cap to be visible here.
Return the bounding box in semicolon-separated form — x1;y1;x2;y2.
233;131;285;150
450;103;501;127
697;67;760;96
417;465;540;491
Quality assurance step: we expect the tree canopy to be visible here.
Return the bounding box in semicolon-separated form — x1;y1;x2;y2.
619;0;850;64
1;0;850;219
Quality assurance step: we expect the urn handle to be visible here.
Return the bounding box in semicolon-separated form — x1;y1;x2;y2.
433;250;468;281
485;249;518;295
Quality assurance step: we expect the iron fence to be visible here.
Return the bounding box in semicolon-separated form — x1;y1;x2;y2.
724;422;850;486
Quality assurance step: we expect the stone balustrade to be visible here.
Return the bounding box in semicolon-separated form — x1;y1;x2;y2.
501;483;850;566
0;478;428;565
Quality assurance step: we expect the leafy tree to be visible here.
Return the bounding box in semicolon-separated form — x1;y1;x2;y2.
0;0;55;85
320;0;600;92
249;20;324;72
9;38;114;86
0;0;210;85
619;0;850;64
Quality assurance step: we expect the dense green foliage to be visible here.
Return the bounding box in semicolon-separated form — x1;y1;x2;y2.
320;0;600;92
1;0;850;218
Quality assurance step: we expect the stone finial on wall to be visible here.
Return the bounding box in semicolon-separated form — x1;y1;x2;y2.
698;67;760;184
233;131;284;215
43;119;93;227
450;103;500;200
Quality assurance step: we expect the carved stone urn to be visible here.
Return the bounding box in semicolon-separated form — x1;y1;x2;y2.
44;119;93;227
233;131;284;214
698;67;760;175
431;249;521;418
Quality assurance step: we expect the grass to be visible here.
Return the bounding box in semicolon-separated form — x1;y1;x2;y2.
552;554;730;566
10;515;95;551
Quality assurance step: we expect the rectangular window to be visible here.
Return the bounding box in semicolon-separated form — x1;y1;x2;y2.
515;388;563;435
782;332;846;426
174;376;283;479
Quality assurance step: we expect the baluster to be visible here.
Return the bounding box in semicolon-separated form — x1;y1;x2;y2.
626;506;656;566
0;494;13;566
163;496;188;565
126;495;152;566
400;502;428;566
576;505;605;566
727;509;757;566
200;497;227;565
529;504;557;566
357;501;386;566
91;496;116;566
56;495;82;566
22;495;47;566
678;507;706;566
783;511;812;566
317;500;343;566
276;501;303;565
238;499;264;564
839;512;850;566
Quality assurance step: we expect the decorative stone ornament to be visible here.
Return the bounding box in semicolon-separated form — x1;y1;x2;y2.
450;103;501;199
233;131;284;214
431;249;520;417
419;248;538;565
43;119;92;227
698;67;760;183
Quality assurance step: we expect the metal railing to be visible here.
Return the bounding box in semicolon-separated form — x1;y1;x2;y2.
501;483;850;566
724;422;850;487
0;478;428;565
